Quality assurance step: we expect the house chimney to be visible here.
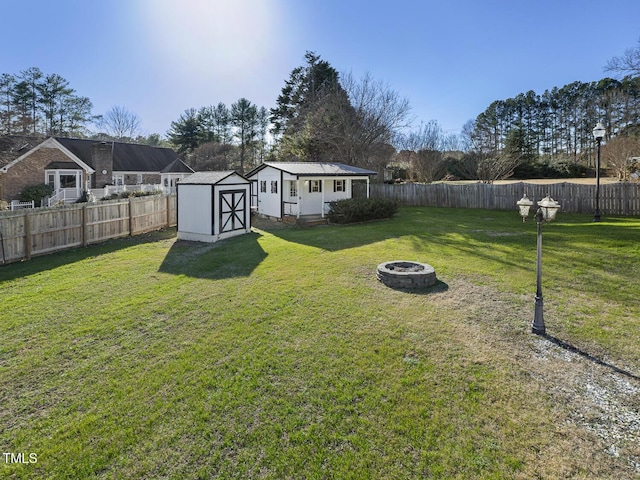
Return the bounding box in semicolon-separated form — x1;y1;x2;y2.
92;141;113;188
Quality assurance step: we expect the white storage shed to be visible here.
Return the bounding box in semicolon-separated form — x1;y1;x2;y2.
177;171;251;243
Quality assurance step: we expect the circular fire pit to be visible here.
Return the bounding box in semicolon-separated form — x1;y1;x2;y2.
377;261;437;290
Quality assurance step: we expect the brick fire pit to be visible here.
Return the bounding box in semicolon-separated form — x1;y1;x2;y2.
376;261;437;290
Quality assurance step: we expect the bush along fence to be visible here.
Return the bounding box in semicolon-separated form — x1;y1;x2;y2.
354;181;640;216
0;195;176;265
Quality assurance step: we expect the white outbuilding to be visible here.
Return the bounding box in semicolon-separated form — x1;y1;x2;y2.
246;162;377;221
177;171;251;243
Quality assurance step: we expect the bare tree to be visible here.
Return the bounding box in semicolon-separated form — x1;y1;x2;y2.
97;106;142;140
605;38;640;78
413;149;446;183
450;152;521;183
602;135;640;180
314;71;412;174
394;121;455;182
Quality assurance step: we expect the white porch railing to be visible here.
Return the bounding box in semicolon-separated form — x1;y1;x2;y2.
47;188;79;207
283;201;299;216
10;200;35;210
41;184;170;207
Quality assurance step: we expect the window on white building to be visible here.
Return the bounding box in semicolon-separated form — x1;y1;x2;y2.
271;181;278;194
334;180;345;192
309;180;322;193
260;180;267;193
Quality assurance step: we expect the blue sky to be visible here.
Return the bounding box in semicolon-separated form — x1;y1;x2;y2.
1;0;639;137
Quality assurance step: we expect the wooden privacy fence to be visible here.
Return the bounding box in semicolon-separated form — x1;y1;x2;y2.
354;182;640;216
0;195;176;264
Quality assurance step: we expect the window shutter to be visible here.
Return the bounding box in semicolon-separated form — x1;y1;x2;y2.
309;181;312;193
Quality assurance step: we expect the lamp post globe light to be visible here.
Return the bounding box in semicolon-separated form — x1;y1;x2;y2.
592;122;606;222
516;194;534;221
517;194;561;335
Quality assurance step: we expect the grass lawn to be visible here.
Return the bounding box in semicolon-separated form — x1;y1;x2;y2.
1;206;639;479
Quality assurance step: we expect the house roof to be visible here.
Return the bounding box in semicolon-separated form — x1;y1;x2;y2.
160;158;195;174
247;162;377;178
0;135;180;173
55;137;179;172
46;162;82;169
0;135;43;169
178;171;248;185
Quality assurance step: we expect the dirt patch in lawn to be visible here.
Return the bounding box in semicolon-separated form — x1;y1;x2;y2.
250;214;291;231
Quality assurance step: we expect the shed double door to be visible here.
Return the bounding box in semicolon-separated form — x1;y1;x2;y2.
219;190;247;233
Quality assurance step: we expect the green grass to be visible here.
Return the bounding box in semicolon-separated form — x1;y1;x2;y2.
1;207;639;479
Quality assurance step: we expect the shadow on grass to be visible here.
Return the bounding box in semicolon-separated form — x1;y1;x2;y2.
259;219;400;252
158;231;267;280
541;333;640;381
378;279;450;295
0;228;177;283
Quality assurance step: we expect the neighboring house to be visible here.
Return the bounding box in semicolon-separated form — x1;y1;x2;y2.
161;158;195;193
0;135;185;203
246;162;377;220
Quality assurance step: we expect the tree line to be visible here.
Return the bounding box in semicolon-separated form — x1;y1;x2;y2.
466;77;640;163
0;67;96;137
166;100;269;173
167;52;422;176
4;40;639;183
458;40;640;182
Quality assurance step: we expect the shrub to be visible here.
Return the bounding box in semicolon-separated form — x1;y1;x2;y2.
513;159;588;179
327;197;398;224
19;184;54;205
101;190;160;201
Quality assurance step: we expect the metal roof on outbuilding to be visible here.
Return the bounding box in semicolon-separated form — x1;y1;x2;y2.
246;162;377;177
178;171;249;185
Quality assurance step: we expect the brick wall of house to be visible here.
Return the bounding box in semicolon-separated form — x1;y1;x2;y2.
1;147;85;201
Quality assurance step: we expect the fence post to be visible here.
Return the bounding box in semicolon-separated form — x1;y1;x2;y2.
24;210;32;261
129;197;134;236
82;204;88;247
166;194;170;228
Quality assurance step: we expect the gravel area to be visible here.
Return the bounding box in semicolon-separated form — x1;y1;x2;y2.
432;277;640;476
530;336;640;473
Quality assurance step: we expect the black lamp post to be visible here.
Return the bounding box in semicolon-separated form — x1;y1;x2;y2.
517;194;561;335
592;122;606;222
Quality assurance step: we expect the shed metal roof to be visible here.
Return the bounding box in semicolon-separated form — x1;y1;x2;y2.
178;171;248;185
247;162;377;177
